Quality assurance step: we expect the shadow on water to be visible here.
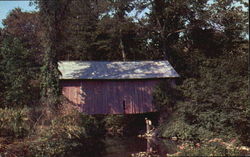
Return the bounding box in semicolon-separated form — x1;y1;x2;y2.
80;136;177;157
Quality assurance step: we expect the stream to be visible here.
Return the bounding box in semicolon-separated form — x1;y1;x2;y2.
87;136;177;157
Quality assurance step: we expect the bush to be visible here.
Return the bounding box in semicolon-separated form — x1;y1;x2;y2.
29;110;101;157
153;81;180;113
159;109;239;143
0;108;31;138
154;54;249;146
175;141;242;156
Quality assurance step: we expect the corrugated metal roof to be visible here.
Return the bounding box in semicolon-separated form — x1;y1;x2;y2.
58;60;180;79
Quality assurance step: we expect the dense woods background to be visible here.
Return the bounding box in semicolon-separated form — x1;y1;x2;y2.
0;0;249;156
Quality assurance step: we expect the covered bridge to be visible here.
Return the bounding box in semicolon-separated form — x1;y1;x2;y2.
59;61;179;114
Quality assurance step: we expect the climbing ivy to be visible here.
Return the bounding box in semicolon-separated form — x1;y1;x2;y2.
38;0;71;111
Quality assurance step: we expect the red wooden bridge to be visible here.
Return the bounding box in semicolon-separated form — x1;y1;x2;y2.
59;61;179;114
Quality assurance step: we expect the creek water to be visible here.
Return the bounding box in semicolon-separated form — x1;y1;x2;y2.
88;136;177;157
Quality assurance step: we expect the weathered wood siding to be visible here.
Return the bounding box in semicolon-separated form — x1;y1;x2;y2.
61;80;161;114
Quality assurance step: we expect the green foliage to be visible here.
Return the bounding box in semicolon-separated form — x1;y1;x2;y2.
159;114;224;142
153;1;249;143
0;1;248;156
2;8;43;65
29;110;101;157
0;108;31;138
176;142;242;156
0;37;34;107
156;49;249;145
38;0;70;109
153;81;180;112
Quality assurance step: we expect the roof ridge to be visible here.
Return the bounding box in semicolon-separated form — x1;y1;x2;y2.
59;60;168;62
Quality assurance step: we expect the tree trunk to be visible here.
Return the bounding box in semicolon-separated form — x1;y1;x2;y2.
119;29;126;61
161;35;168;60
156;17;168;60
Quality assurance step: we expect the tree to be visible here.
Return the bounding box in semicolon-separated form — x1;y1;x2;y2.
2;8;44;65
38;0;71;111
153;0;249;145
208;0;249;54
58;0;148;61
55;0;98;60
0;37;33;107
99;0;150;61
111;0;134;61
0;8;46;108
0;28;4;104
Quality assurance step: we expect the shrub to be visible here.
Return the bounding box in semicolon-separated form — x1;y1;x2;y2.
153;81;180;113
153;55;249;146
175;141;242;156
0;108;31;138
29;110;101;157
159;110;239;143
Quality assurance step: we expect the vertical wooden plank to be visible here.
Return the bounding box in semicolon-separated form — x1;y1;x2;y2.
60;79;161;115
135;80;139;113
93;81;96;114
141;81;144;113
104;81;108;114
118;81;122;113
95;81;99;114
85;81;89;114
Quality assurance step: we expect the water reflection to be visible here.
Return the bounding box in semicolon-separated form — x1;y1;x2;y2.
95;136;177;157
146;137;177;157
101;136;146;157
